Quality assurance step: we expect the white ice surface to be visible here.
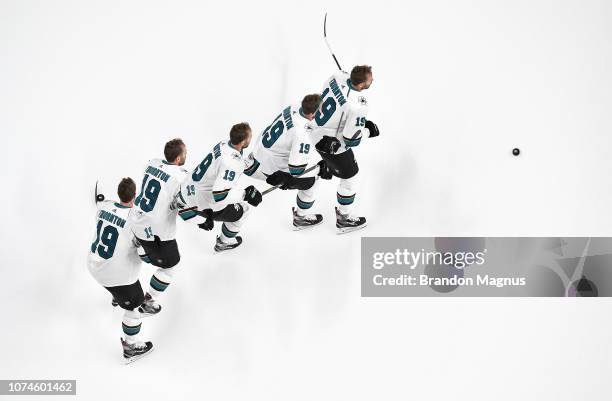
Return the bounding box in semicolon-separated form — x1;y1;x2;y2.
1;1;611;400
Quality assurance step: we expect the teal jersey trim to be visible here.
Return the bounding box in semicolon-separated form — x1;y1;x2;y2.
244;158;260;176
346;79;360;92
289;167;306;175
228;143;243;155
213;191;229;202
343;136;362;148
179;209;198;221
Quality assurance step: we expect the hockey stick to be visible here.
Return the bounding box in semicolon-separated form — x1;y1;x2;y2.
324;13;343;71
260;15;341;197
261;164;319;196
95;180;105;203
324;13;348;135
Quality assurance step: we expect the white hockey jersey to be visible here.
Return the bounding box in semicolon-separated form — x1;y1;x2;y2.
249;104;314;176
88;200;141;288
129;159;188;241
311;71;370;153
178;141;245;214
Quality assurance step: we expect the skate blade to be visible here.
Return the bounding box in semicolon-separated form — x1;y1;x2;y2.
292;220;324;231
213;245;241;253
123;347;154;365
336;222;368;235
138;310;161;318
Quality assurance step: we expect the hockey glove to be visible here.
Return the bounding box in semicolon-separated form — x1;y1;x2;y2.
315;136;341;154
365;119;380;138
244;185;262;206
197;209;214;231
266;171;292;189
317;160;333;180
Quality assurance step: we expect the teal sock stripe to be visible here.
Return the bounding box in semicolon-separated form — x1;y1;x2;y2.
150;275;169;292
221;223;238;238
296;195;314;209
122;322;141;336
337;193;356;205
244;159;260;176
343;136;361;148
213;191;229;202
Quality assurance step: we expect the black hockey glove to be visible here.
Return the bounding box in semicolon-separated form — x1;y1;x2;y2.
365;119;380;138
266;171;292;189
196;209;214;231
315;136;341;154
244;185;262;206
317;160;333;180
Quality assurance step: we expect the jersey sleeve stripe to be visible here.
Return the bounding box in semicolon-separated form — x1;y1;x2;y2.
288;163;307;175
343;136;362;148
289;167;306;175
213;189;230;202
244;158;260;176
178;207;198;221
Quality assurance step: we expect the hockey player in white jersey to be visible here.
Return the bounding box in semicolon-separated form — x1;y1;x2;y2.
312;65;380;233
176;123;263;252
244;94;333;230
129;139;188;312
88;178;155;363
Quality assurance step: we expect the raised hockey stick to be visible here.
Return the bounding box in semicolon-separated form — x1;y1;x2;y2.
324;13;349;134
261;164;319;196
324;13;343;71
95;180;105;203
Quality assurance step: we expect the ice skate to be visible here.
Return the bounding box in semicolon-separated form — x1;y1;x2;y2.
292;207;323;231
214;235;243;253
138;292;161;317
121;338;154;364
335;207;367;234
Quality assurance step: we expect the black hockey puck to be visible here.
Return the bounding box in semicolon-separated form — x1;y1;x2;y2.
512;148;520;156
96;194;105;202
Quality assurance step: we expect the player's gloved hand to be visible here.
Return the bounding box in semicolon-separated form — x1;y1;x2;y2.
244;185;263;206
317;160;333;180
266;171;292;189
365;119;380;138
197;209;214;231
315;136;341;154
